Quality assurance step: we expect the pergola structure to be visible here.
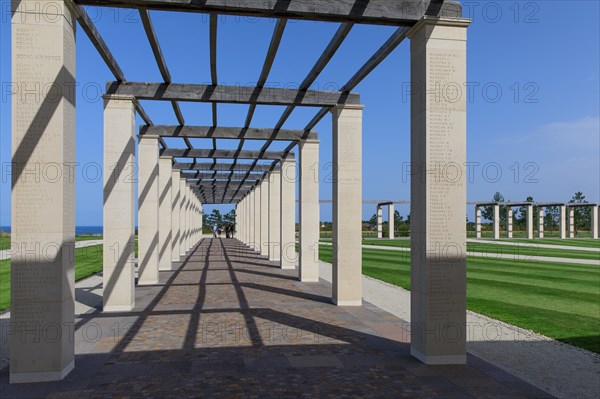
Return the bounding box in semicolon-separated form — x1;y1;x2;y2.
10;0;469;383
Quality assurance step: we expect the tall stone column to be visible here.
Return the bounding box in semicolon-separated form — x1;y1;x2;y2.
179;178;187;255
199;199;203;240
493;204;500;239
249;189;256;248
269;168;282;262
526;204;534;240
158;157;173;271
376;206;383;238
186;185;192;248
569;207;575;238
254;185;262;252
538;207;544;239
261;178;270;257
332;105;364;306
138;135;160;285
409;17;470;365
102;95;136;314
506;208;513;239
10;0;76;381
281;155;297;269
299;140;320;282
388;204;395;239
475;206;482;239
559;205;567;239
591;206;599;239
171;170;181;261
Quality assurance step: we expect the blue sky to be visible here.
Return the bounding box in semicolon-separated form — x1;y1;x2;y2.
1;1;599;226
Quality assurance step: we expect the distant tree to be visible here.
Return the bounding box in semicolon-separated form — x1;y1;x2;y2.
516;196;535;229
569;192;591;234
545;206;559;232
368;213;378;230
223;210;236;225
482;192;507;226
205;209;223;228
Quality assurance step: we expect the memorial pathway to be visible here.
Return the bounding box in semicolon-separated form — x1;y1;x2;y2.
0;238;553;398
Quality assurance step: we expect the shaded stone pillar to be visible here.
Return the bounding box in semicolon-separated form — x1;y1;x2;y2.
260;178;270;256
254;185;262;252
332;105;364;306
538;207;544;239
186;185;192;248
102;95;136;314
493;204;500;239
559;205;567;239
568;207;575;238
388;204;395;239
475;206;482;239
171;170;181;261
239;197;245;243
526;204;534;240
199;199;203;240
592;206;599;239
249;189;256;248
179;178;187;255
269;168;282;262
506;208;513;239
10;0;76;381
158;157;172;271
299;140;320;282
409;17;469;365
376;206;383;238
281;155;297;269
138;135;160;285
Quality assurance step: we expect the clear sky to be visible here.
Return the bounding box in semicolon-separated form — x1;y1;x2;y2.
1;1;599;226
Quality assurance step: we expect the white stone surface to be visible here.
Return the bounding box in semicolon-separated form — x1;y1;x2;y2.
299;140;320;282
254;185;262;252
526;204;534;239
559;205;567;239
171;171;181;261
281;156;297;269
268;169;281;262
158;157;173;271
388;204;395;239
507;208;514;239
260;179;270;257
493;204;500;239
179;179;187;256
475;206;482;239
592;206;599;239
377;206;383;239
538;208;545;239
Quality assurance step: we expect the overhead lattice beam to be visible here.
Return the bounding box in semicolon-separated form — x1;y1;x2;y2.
161;148;292;160
173;163;272;173
140;125;317;141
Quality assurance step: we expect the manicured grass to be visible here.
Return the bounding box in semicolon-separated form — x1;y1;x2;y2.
317;244;600;353
0;244;104;311
468;231;593;239
508;238;600;249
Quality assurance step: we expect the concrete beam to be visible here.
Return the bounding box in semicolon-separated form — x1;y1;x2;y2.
140;125;318;141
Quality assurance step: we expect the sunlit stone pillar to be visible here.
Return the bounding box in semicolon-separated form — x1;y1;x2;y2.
493;204;500;239
260;178;270;257
186;185;192;248
158;156;172;271
538;207;544;239
591;206;599;239
559;205;567;239
376;205;383;238
388;204;395;239
568;207;575;238
171;170;181;261
332;105;364;306
254;185;262;252
526;204;534;240
179;178;187;255
475;206;482;239
102;95;136;314
409;17;470;365
281;155;297;269
299;140;320;282
506;208;513;239
249;189;256;248
199;199;203;240
269;168;282;262
10;0;77;381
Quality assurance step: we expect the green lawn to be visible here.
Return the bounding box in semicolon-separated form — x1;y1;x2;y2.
467;230;593;239
508;238;600;249
317;244;600;353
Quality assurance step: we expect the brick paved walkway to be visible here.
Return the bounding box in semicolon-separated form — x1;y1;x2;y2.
0;238;554;398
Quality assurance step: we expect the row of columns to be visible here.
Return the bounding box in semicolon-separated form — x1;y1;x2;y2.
475;204;599;239
376;203;395;239
103;95;203;312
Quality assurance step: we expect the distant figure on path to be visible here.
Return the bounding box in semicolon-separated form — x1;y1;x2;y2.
213;224;218;238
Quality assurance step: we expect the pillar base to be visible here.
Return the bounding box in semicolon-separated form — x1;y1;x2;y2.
281;265;296;270
410;348;466;365
332;299;362;307
138;279;159;286
10;360;74;384
103;304;134;313
301;277;319;283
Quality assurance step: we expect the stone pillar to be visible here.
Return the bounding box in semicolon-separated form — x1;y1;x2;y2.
138;135;160;285
559;205;567;239
388;204;395;239
281;156;297;269
538;207;544;239
299;140;320;282
269;169;282;262
102;95;136;315
569;207;575;238
493;204;500;239
506;208;513;239
254;185;262;252
249;189;256;248
239;197;244;243
10;0;76;381
186;185;192;248
260;178;270;256
376;206;383;238
332;105;364;306
526;204;534;240
179;178;187;255
592;206;599;239
475;206;482;239
158;157;172;271
409;17;469;365
171;170;181;260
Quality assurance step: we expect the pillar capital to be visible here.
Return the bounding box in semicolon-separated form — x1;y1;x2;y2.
102;94;137;103
408;16;471;36
330;103;365;113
